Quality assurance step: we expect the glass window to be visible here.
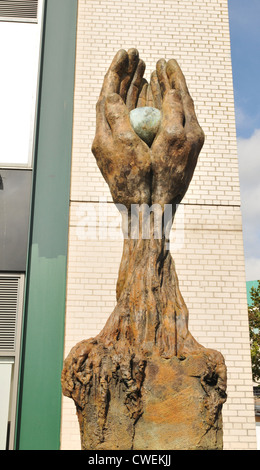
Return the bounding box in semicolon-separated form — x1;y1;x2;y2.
0;358;14;450
0;16;42;167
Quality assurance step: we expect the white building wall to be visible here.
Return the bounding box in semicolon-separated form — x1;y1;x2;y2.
61;0;257;450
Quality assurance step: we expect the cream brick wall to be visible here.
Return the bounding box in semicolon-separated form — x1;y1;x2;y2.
61;0;257;450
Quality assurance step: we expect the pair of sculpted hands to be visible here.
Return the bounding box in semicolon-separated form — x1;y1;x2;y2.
92;49;205;209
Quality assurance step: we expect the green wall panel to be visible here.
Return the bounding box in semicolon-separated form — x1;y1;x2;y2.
16;0;78;450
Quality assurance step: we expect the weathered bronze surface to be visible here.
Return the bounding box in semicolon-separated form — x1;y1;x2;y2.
62;49;227;450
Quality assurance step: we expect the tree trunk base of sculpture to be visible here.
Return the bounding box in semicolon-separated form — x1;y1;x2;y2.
133;354;224;451
62;339;226;450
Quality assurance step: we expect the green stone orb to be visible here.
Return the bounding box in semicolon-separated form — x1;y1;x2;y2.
130;106;161;147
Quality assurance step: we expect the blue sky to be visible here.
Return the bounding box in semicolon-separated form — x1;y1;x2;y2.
228;0;260;138
228;0;260;280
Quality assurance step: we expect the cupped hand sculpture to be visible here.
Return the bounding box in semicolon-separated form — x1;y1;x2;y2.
62;49;227;451
91;48;205;209
91;49;151;209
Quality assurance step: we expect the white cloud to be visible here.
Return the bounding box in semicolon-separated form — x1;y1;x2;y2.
245;257;260;282
235;106;255;133
237;129;260;280
238;129;260;189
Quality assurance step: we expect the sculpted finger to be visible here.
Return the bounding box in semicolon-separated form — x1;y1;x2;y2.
166;59;204;144
181;93;204;148
105;93;136;138
160;89;185;141
137;79;148;107
166;59;201;134
94;96;112;142
126;59;146;111
150;71;162;109
146;84;154;107
156;59;171;98
100;49;129;99
166;59;189;94
95;50;128;141
120;48;140;102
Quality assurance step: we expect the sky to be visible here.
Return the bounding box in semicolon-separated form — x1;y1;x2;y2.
228;0;260;281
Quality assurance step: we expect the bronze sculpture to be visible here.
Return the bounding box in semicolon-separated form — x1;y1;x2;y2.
62;49;227;450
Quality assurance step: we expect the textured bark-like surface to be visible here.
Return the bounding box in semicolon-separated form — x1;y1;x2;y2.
62;236;227;450
62;345;226;450
133;353;226;450
61;49;227;450
62;346;226;450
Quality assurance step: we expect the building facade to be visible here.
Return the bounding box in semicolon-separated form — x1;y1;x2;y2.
0;0;78;450
0;0;257;450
